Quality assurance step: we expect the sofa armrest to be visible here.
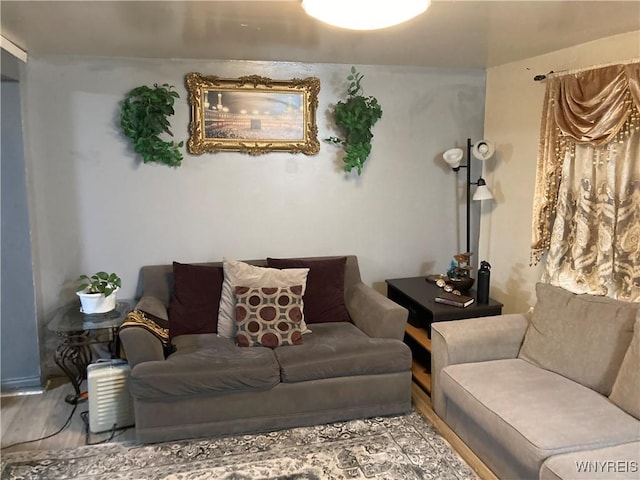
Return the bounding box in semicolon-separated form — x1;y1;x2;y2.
120;327;165;368
135;295;168;321
119;296;169;368
431;313;530;419
346;283;408;340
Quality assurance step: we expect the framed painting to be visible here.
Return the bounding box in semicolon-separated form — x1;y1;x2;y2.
186;73;320;155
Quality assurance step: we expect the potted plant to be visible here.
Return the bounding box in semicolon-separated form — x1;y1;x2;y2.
325;66;383;175
76;271;122;314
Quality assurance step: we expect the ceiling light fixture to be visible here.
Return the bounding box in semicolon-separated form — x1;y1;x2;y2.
301;0;430;30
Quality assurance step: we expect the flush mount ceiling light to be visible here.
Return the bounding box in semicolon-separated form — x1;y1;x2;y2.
301;0;430;30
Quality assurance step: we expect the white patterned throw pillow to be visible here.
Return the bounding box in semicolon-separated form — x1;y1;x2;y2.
217;259;310;338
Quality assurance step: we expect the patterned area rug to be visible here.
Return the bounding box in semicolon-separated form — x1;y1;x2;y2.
1;411;477;479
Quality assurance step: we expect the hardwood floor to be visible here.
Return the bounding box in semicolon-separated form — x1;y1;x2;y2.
1;377;136;452
411;383;498;480
1;379;496;480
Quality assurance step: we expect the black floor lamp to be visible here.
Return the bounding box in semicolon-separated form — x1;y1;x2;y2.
442;138;494;254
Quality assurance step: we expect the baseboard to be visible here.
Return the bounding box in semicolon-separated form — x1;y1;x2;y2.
1;376;44;396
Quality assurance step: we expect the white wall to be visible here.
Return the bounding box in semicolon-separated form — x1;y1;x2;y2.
21;57;485;374
480;31;640;314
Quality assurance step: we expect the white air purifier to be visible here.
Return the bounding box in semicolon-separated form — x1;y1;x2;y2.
87;359;135;433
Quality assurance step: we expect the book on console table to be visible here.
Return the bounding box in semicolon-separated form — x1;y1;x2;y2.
435;291;475;308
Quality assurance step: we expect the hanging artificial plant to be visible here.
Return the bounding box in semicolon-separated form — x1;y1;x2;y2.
120;83;184;167
326;67;382;175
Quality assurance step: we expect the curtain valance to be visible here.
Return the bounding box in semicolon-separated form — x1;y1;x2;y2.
554;63;640;145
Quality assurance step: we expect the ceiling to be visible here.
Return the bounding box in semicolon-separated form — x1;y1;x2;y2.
2;1;639;68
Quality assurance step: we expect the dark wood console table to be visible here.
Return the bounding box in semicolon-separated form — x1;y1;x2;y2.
385;276;503;395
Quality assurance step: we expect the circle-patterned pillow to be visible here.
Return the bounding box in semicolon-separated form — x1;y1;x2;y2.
235;285;304;348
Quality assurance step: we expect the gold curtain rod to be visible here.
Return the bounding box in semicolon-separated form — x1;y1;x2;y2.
533;57;640;82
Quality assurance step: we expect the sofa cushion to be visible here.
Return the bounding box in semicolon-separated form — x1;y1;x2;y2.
168;262;224;339
441;359;640;479
217;259;309;338
610;315;640;419
267;257;351;324
274;322;411;383
540;442;640;480
129;334;280;400
519;283;638;396
235;286;304;348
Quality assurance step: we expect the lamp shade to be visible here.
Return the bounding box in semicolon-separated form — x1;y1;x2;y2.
472;178;494;201
471;140;495;161
302;0;430;30
443;148;463;170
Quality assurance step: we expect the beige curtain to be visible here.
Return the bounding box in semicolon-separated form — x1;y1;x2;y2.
531;62;640;301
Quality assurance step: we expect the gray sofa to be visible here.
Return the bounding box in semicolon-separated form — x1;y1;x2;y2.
432;283;640;480
119;256;412;443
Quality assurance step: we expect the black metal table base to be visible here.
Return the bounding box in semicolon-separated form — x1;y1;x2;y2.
54;331;91;404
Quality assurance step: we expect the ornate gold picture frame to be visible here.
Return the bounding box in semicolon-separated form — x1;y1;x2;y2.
186;73;320;155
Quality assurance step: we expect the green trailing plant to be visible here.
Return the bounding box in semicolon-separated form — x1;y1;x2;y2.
120;83;184;167
76;271;121;298
326;67;383;175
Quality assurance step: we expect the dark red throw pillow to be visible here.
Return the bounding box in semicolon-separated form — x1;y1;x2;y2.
266;257;351;324
168;262;224;339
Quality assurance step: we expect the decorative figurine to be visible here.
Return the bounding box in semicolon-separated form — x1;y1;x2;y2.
446;252;475;292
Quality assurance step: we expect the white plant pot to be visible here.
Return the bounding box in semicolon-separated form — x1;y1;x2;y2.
77;288;119;314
